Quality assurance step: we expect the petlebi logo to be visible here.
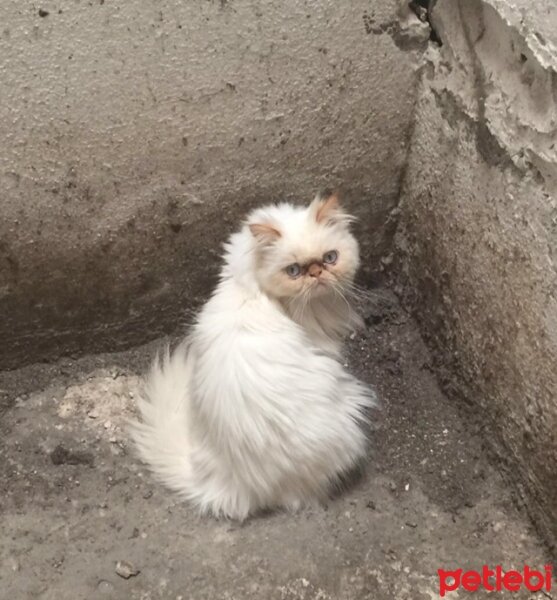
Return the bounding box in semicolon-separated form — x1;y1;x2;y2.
437;565;553;597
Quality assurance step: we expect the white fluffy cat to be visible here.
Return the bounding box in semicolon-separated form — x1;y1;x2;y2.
131;193;375;520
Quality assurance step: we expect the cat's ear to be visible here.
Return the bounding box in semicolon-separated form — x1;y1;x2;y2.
310;192;352;226
249;222;281;244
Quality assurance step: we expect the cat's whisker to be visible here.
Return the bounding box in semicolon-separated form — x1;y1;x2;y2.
344;281;392;301
341;284;376;303
329;281;351;309
330;274;361;301
300;286;313;318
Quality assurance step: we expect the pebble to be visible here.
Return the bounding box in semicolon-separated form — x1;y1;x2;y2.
7;555;20;572
97;580;115;594
87;409;99;419
115;560;140;579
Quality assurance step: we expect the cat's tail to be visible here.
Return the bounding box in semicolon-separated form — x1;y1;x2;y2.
130;342;194;494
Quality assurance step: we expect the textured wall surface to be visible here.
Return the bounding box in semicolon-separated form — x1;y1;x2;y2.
396;0;557;547
0;0;426;369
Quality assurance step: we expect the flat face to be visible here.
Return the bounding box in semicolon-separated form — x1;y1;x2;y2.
248;201;359;301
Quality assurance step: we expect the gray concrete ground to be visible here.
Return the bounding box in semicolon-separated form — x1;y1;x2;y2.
0;290;551;600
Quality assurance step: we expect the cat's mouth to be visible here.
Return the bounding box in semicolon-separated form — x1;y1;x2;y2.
309;278;332;297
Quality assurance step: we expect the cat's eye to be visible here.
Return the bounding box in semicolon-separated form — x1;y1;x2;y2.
285;263;302;278
323;250;338;265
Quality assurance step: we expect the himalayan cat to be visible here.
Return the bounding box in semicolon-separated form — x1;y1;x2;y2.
131;192;375;520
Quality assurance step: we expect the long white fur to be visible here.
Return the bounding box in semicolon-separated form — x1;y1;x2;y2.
131;195;376;520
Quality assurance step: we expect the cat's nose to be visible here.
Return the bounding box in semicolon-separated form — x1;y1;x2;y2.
308;263;323;278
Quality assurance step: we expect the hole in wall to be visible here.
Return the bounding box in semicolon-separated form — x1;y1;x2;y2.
408;0;443;45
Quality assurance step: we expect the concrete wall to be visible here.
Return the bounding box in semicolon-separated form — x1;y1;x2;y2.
0;0;426;369
396;0;557;547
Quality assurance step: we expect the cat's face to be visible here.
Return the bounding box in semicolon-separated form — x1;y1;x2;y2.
248;194;360;302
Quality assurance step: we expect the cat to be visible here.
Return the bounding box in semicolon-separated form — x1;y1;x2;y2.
131;192;376;520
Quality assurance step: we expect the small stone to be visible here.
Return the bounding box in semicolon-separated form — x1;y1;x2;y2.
366;500;376;510
97;580;115;594
142;489;153;499
405;521;418;528
103;420;112;429
52;554;65;568
87;409;99;419
404;483;410;491
115;560;140;579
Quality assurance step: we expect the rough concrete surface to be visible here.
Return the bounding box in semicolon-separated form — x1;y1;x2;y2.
0;0;425;369
0;292;551;599
395;0;557;550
